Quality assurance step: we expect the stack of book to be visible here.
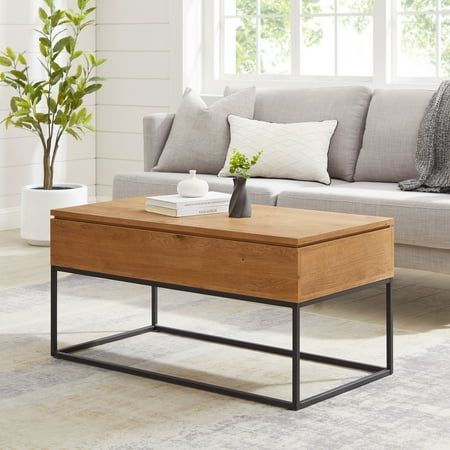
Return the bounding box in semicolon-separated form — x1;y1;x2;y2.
145;191;231;217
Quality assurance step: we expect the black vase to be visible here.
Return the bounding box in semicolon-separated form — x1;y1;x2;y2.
229;177;251;218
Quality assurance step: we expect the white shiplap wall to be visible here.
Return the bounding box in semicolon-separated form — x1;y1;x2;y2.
0;0;97;229
95;0;172;200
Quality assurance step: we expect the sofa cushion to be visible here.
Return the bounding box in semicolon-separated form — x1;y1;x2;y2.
153;87;256;174
234;86;372;182
113;172;336;206
277;181;450;249
354;89;434;182
218;115;337;184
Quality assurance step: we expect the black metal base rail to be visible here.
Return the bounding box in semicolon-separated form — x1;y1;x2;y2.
51;266;393;411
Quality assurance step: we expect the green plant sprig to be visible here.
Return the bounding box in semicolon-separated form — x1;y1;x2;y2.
0;0;106;190
229;149;263;179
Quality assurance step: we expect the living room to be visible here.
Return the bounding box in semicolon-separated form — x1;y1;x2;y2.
1;0;449;448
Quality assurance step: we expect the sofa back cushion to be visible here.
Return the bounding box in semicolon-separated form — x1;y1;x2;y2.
354;89;434;182
243;86;372;181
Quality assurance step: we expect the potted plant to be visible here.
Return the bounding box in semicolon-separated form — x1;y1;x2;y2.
0;0;105;245
228;149;263;218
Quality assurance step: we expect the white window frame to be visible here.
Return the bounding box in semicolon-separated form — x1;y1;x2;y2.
391;0;450;84
202;0;445;94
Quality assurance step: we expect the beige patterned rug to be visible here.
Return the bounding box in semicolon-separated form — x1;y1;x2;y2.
1;275;450;449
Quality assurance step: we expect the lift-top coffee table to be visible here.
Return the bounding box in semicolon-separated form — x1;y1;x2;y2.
51;197;394;410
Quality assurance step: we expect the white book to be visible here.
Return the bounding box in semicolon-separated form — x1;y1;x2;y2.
146;191;231;210
145;204;228;217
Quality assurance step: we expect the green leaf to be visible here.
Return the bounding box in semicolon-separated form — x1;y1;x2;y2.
43;0;55;10
39;42;48;57
84;83;102;94
53;36;70;54
89;76;106;82
66;37;76;54
55;111;67;126
95;58;107;67
72;50;83;60
66;128;80;140
0;56;12;66
39;37;51;47
51;10;64;27
48;97;57;113
35;113;51;124
18;53;27;65
39;7;48;21
10;97;18;112
78;0;89;10
50;70;63;84
10;70;27;81
6;48;16;60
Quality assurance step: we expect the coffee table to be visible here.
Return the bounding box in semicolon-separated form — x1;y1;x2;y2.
51;197;394;410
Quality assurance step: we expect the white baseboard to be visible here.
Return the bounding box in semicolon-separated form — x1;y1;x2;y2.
0;207;21;231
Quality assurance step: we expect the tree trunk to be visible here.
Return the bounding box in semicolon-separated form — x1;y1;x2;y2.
43;150;53;190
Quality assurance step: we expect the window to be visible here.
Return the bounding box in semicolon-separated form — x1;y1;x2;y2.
221;0;374;77
393;0;450;79
203;0;447;89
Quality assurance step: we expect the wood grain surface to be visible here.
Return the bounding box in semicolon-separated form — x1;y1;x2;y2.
52;197;394;247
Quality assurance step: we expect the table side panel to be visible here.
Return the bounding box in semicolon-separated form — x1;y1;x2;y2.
51;219;300;301
298;227;394;302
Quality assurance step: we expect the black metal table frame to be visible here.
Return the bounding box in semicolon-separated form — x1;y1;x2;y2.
51;266;393;410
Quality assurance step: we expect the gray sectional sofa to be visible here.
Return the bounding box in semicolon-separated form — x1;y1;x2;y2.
113;86;450;275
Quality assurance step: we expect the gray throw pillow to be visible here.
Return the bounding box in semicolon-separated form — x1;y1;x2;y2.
153;87;256;174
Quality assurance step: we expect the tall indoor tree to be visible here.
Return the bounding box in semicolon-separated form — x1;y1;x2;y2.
0;0;105;190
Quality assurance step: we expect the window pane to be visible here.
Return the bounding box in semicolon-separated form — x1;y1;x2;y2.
397;13;436;77
260;16;291;73
442;0;450;10
301;0;334;15
337;16;373;75
398;0;435;11
224;0;257;16
224;17;257;74
337;0;373;14
261;0;291;15
300;16;335;75
441;16;450;77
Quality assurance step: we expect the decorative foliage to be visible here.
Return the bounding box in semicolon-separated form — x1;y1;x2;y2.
0;0;105;189
229;149;263;179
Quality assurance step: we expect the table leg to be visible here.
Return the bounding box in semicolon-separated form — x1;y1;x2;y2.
51;266;58;356
152;285;158;326
386;281;393;374
292;303;300;410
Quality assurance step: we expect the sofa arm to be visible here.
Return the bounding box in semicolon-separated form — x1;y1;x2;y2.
143;113;175;171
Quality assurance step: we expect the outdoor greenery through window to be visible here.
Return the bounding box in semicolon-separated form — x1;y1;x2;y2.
223;0;374;77
396;0;450;78
220;0;450;80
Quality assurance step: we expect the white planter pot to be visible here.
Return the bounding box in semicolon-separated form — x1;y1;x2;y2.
21;183;88;246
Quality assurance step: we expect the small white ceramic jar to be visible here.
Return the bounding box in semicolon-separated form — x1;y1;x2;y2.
177;170;209;197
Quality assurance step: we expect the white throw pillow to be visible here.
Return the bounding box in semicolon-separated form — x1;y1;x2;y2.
218;115;338;184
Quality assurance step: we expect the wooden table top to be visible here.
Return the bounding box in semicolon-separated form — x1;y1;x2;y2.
52;196;393;248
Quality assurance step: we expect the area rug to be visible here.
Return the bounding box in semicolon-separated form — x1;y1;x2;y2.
1;275;449;449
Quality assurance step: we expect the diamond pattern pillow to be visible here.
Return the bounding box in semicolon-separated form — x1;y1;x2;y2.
218;115;338;184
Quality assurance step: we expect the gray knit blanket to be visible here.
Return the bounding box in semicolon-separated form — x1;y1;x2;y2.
399;80;450;192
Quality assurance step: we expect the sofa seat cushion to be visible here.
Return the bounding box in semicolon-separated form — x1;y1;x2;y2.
113;172;337;206
277;182;450;249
